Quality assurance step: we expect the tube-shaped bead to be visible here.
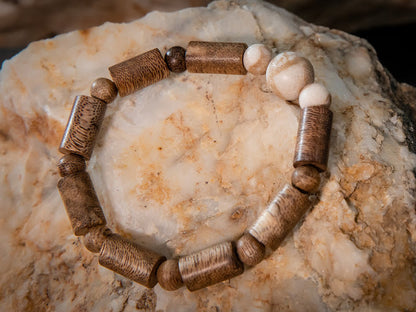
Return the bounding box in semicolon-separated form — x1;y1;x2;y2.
109;48;169;97
249;184;310;250
178;242;244;291
99;234;166;288
186;41;247;75
59;95;107;160
57;171;106;236
293;105;333;172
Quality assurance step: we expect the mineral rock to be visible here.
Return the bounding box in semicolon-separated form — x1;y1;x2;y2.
0;0;415;311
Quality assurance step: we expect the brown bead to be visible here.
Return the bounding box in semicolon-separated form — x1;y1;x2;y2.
90;78;118;103
82;226;112;253
109;48;169;97
292;165;321;193
186;41;247;75
157;259;184;291
178;242;244;292
57;171;106;236
59;95;107;160
57;153;86;177
236;233;265;266
249;184;310;250
99;234;166;288
293;105;333;172
165;46;186;73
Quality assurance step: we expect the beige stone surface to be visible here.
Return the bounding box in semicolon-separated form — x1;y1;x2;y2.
0;0;415;311
1;0;416;48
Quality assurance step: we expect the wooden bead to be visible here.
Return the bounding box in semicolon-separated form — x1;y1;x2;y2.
165;46;186;73
57;171;106;236
59;95;107;160
249;184;310;250
82;226;112;253
293;105;333;172
90;78;118;103
57;153;86;177
299;83;331;108
266;52;314;101
99;234;166;288
236;233;265;266
178;242;244;291
243;43;272;75
109;48;169;97
292;165;321;193
157;259;184;291
186;41;247;75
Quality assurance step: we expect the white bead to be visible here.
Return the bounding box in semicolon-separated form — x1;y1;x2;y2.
266;52;314;101
299;83;331;108
243;44;273;75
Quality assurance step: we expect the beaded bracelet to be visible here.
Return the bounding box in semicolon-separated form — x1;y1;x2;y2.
57;41;332;292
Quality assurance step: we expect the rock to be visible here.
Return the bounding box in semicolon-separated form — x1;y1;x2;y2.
0;0;415;311
2;0;416;48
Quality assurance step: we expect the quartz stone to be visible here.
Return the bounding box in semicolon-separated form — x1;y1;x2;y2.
0;0;415;311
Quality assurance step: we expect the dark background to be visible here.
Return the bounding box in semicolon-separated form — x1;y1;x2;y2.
0;0;414;85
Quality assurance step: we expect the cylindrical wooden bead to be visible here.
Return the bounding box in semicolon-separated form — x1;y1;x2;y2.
82;226;112;253
109;48;170;97
236;233;265;266
249;184;310;250
90;77;118;103
178;242;244;292
291;165;321;193
165;46;186;73
59;95;107;160
186;41;247;75
99;234;166;288
58;153;86;177
157;259;184;291
57;171;106;236
293;105;333;172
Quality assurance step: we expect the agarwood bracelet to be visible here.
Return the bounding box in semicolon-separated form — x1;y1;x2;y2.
57;41;333;292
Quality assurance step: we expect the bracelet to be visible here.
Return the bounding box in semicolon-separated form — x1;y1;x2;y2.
57;41;332;292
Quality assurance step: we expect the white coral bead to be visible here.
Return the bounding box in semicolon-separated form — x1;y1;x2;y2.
266;52;314;101
243;44;273;75
299;83;331;108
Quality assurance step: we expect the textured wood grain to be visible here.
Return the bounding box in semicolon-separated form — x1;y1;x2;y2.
99;234;166;288
178;242;244;291
82;226;112;253
57;171;106;236
157;259;184;291
249;184;310;250
59;95;107;160
186;41;247;75
57;153;86;177
109;48;169;97
90;77;118;103
165;46;186;73
291;165;321;193
293;105;333;172
236;233;265;266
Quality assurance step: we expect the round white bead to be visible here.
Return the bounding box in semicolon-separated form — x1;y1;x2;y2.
266;52;314;101
243;44;273;75
299;83;331;108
